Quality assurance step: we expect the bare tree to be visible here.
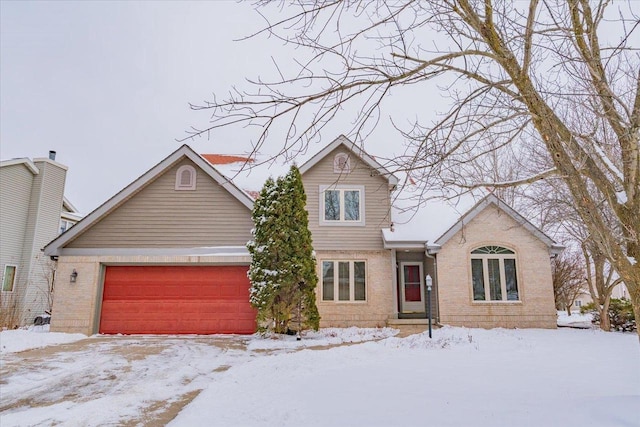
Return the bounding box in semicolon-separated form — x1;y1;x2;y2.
582;239;623;330
552;251;587;316
185;1;640;338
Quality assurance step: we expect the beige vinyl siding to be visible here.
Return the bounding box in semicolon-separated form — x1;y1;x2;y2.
302;147;391;250
21;161;67;323
1;159;67;324
67;159;253;248
0;164;34;277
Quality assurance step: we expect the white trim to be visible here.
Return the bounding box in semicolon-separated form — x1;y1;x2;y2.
399;262;425;313
299;135;399;187
434;194;563;255
333;152;351;174
33;157;69;171
56;246;250;257
2;264;17;293
470;246;519;302
44;145;255;256
320;260;367;302
0;158;39;174
62;197;80;214
319;184;365;226
175;164;197;190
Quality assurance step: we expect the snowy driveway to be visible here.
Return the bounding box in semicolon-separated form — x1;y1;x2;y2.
1;327;639;427
0;335;264;426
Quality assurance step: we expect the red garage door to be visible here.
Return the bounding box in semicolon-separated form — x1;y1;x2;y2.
99;266;256;334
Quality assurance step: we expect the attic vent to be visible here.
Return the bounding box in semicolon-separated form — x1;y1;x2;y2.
175;165;196;191
333;152;351;174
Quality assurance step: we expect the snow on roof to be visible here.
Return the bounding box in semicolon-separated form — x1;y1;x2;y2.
383;191;477;247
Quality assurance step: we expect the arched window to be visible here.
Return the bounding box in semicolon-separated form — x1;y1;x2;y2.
175;165;196;190
470;245;519;301
333;153;351;174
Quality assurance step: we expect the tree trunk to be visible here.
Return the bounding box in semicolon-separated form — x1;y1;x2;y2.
599;296;612;332
566;306;572;316
629;279;640;342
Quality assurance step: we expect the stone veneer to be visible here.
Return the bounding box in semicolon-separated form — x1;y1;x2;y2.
50;255;251;335
436;206;557;329
315;250;393;328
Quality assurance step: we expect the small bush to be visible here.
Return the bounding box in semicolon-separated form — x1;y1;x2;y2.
581;298;636;332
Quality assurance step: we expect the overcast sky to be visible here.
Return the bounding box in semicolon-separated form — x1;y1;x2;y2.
0;1;351;213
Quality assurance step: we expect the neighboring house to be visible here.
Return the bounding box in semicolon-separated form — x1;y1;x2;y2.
1;152;82;326
570;282;631;312
44;136;562;335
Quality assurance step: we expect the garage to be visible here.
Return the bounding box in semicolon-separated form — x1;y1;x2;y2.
99;265;256;334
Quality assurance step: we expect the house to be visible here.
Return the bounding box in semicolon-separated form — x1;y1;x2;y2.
1;152;82;326
43;136;561;335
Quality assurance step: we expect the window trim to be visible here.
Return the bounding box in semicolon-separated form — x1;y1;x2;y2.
470;245;520;303
175;165;197;191
59;218;75;235
320;260;367;303
333;152;351;174
2;264;17;293
319;185;365;226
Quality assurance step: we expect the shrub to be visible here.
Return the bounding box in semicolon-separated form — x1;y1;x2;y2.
581;298;636;332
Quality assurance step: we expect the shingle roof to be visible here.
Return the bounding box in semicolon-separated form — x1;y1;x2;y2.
201;154;254;165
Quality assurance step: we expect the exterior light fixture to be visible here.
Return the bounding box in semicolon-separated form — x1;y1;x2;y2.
426;274;433;338
70;269;78;283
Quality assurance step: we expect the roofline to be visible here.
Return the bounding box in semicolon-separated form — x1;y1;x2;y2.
63;197;80;214
433;194;561;251
0;158;39;175
44;144;255;256
54;246;250;257
298;135;399;187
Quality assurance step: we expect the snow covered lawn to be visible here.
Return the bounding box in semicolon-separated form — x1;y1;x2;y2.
1;327;638;427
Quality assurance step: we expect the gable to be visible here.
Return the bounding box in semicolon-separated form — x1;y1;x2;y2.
44;145;256;255
299;135;398;188
63;157;253;249
433;196;563;255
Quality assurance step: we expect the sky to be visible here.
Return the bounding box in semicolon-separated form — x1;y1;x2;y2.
1;1;383;214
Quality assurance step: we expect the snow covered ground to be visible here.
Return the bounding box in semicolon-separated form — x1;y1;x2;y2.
1;326;638;427
556;311;594;329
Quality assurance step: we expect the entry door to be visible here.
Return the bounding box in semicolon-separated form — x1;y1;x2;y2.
400;262;425;313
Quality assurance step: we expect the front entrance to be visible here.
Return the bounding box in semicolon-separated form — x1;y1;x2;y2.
399;262;425;313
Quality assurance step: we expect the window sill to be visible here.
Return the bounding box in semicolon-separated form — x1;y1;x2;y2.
319;221;366;227
471;300;522;305
319;300;368;304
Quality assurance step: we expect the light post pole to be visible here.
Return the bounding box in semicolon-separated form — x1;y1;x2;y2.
426;274;433;338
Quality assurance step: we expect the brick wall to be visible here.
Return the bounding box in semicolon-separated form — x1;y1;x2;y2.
315;250;393;328
437;206;557;329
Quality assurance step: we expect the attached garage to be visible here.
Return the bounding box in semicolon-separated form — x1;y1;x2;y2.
99;265;256;334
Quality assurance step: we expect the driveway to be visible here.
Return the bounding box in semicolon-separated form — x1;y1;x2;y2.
0;335;265;426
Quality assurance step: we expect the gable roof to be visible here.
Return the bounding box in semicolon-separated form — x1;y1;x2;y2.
1;158;40;175
298;135;399;188
430;194;564;255
44;144;255;256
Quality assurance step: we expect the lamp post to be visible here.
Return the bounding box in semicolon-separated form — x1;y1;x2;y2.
426;274;433;338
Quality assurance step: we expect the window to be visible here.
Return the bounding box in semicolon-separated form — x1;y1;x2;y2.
470;246;519;301
575;300;582;307
2;265;17;292
175;165;196;190
320;185;365;225
333;153;351;174
59;219;75;235
322;261;366;302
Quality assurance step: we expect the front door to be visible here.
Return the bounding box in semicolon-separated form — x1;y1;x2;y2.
400;262;425;313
